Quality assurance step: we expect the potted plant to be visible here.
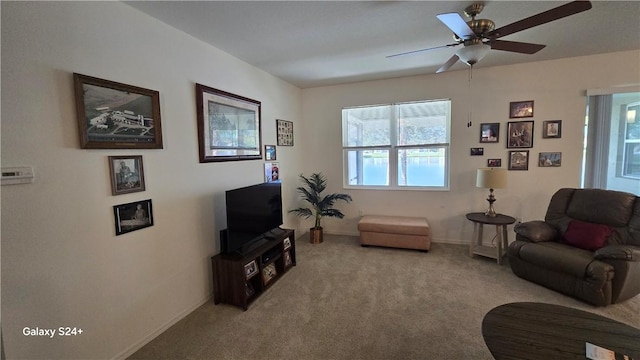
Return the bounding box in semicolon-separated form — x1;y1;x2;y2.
289;173;352;244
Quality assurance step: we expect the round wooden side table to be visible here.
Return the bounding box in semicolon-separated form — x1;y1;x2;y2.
465;212;516;265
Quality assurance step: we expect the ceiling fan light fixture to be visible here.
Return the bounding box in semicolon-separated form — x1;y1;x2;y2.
456;43;491;66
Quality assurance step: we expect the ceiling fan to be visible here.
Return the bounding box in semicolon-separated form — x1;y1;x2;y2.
388;1;592;73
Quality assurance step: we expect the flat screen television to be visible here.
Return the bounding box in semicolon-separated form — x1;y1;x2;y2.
223;182;283;254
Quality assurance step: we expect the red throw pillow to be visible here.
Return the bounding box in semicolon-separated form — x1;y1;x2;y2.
563;220;612;251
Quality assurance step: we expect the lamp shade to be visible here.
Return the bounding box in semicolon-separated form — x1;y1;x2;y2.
476;168;507;189
456;43;491;66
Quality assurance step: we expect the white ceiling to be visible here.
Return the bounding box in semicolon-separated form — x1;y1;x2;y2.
125;1;640;89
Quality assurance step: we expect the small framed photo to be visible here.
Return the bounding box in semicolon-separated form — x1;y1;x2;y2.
508;151;530;171
284;250;292;267
276;119;294;146
108;155;145;195
113;199;153;236
195;83;262;163
264;162;280;182
262;263;277;285
480;123;500;143
470;147;484;156
487;159;502;167
283;238;291;250
265;145;276;160
73;73;163;149
542;120;562;138
509;100;534;118
244;260;258;280
507;121;534;148
539;152;562;167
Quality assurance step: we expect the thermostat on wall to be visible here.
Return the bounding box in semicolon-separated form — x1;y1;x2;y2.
1;166;35;185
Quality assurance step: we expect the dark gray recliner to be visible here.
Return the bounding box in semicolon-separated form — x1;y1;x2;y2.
508;188;640;306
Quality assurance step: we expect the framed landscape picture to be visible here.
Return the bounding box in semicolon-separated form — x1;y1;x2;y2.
108;155;145;195
113;199;153;236
509;100;534;118
508;150;529;170
73;73;163;149
195;83;262;163
507;121;534;148
539;152;562;167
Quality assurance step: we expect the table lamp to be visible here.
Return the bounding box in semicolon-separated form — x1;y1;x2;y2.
476;168;507;217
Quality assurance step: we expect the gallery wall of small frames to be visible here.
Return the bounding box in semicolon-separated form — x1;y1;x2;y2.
472;100;562;171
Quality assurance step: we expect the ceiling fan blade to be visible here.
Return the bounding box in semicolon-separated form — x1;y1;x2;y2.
486;1;592;39
436;54;460;73
490;40;546;54
436;12;475;40
387;43;460;58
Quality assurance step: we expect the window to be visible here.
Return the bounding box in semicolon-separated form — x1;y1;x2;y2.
623;102;640;178
342;100;450;190
582;89;640;195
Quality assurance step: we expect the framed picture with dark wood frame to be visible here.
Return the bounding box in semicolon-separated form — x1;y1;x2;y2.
542;120;562;138
265;145;276;160
507;121;534;148
509;100;534;118
113;199;153;236
508;150;529;170
487;159;502;167
539;152;562;167
195;83;262;163
73;73;163;149
480;123;500;143
276;119;293;146
108;155;145;195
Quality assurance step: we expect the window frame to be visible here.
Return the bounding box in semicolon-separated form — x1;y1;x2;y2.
342;100;451;191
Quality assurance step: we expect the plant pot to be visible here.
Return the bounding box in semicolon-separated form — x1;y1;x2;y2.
309;227;323;244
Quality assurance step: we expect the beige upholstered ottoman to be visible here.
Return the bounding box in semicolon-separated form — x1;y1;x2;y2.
358;215;431;251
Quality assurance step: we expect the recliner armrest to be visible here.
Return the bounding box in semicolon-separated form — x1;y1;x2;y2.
594;245;640;262
513;220;558;243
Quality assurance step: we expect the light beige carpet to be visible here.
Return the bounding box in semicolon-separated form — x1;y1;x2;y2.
129;234;640;360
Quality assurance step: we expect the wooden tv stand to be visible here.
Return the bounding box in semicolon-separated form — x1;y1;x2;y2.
211;228;296;311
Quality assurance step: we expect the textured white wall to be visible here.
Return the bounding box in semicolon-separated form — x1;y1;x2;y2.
301;50;640;241
1;2;302;359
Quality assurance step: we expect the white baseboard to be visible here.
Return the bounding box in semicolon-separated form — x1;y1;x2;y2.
113;293;212;360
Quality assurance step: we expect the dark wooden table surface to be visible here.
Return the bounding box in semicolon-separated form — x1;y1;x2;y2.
482;302;640;360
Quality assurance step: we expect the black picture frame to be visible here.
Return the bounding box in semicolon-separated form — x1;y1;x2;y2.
507;121;534;148
509;100;534;118
470;147;484;156
487;159;502;167
73;73;163;149
113;199;153;236
265;145;276;160
508;150;529;171
276;119;293;146
539;152;562;167
108;155;145;196
195;83;262;163
480;123;500;143
542;120;562;138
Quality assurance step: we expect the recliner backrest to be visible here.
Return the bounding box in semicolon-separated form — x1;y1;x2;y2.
544;188;640;247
